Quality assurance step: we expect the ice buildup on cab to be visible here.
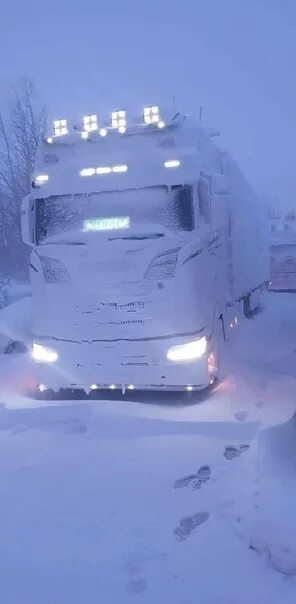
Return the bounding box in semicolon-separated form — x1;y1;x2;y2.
21;108;269;394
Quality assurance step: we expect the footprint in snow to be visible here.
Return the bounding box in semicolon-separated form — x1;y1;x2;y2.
11;424;29;436
234;410;249;422
174;512;209;541
192;465;211;490
224;444;250;460
173;474;198;489
125;579;147;595
173;465;211;490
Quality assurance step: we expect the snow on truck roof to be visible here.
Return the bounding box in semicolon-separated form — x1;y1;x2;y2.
31;112;219;198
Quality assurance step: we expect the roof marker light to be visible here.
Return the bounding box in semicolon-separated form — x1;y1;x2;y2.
35;174;49;183
81;131;88;140
158;121;165;129
47;137;53;144
111;110;127;130
83;114;98;132
112;164;128;173
99;128;108;137
118;126;126;134
144;105;160;124
164;160;181;168
53;119;68;136
80;168;96;177
96;166;112;174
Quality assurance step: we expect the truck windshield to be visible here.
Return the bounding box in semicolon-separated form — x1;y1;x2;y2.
35;186;194;244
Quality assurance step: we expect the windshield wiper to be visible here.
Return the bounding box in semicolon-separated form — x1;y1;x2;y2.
109;233;165;241
42;241;86;246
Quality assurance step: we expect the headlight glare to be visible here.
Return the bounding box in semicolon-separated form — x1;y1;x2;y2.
32;342;58;363
167;336;207;362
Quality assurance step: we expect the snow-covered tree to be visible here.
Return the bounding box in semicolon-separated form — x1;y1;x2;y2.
0;79;46;274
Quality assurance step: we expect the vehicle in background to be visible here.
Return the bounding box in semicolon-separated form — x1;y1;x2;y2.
21;108;268;394
268;213;296;292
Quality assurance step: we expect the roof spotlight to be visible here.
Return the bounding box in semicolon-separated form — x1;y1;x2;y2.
83;114;98;132
144;105;160;125
111;110;127;130
53;119;68;136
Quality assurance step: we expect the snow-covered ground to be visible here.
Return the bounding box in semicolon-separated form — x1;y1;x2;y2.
0;292;295;603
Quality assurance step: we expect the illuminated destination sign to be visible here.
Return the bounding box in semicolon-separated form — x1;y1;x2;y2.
83;217;130;232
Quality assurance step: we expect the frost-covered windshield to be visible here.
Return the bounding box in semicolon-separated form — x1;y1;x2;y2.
35;186;194;244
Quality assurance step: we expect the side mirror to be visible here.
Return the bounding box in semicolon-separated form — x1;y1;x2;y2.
21;194;35;247
200;171;230;195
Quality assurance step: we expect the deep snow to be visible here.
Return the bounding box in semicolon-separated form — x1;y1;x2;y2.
0;292;295;603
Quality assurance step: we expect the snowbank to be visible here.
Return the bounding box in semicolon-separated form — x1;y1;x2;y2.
250;414;296;576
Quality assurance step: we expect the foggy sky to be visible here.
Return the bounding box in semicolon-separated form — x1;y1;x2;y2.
1;0;295;208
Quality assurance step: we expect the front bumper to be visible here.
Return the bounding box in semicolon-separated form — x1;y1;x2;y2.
33;338;210;392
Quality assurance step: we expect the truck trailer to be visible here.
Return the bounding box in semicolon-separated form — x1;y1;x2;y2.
21;108;268;394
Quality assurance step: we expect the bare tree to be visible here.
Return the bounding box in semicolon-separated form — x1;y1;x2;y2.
0;79;46;272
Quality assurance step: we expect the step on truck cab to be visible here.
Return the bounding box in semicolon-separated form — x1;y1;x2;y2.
21;108;268;394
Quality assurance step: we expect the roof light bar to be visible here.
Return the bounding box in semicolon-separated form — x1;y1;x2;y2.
79;165;128;177
111;110;126;131
83;114;98;132
164;160;181;168
144;105;160;125
53;119;68;136
80;168;96;177
96;166;112;174
112;164;128;173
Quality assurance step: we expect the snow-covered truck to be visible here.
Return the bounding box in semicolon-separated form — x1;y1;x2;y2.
21;109;268;394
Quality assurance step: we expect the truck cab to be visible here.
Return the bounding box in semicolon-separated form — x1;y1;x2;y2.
22;109;268;394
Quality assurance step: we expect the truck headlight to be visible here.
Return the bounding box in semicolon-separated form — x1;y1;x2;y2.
40;257;70;284
167;336;207;362
32;342;58;363
145;249;180;281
